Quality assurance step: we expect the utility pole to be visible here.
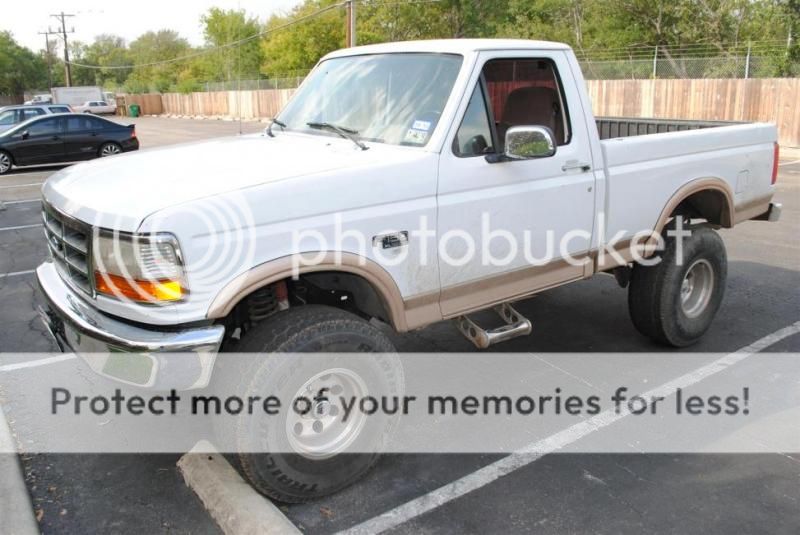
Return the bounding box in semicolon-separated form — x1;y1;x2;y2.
38;30;58;90
51;12;75;87
345;0;356;47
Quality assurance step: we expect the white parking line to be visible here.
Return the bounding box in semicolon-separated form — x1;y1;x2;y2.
339;320;800;535
1;199;40;205
0;269;36;279
0;223;42;232
778;159;800;167
0;354;76;373
0;183;44;189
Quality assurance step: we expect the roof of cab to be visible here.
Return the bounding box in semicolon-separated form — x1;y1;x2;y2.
322;39;571;60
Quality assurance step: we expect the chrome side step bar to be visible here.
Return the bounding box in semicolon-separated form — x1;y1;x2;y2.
454;303;532;349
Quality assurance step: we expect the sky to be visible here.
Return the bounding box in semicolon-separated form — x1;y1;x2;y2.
3;0;302;52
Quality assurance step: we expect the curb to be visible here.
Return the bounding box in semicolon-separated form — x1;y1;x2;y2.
0;406;40;535
178;441;301;535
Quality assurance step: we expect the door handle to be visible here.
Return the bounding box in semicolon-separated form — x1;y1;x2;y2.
373;231;409;250
51;136;60;141
562;160;591;172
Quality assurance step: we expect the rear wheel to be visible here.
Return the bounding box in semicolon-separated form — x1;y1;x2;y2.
215;305;403;503
99;142;121;157
628;225;727;347
0;151;11;174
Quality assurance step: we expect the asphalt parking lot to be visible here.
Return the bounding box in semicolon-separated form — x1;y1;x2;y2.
0;117;798;534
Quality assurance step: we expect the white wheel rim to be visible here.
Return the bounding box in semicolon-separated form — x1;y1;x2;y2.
680;259;715;318
0;153;9;173
101;144;120;156
286;368;368;460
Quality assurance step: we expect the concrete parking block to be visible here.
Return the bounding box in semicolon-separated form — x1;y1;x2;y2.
0;406;39;535
178;441;301;535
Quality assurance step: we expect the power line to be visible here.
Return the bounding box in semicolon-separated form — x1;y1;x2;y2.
62;0;443;71
65;1;348;70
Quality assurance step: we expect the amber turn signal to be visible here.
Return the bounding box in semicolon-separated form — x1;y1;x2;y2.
94;271;183;302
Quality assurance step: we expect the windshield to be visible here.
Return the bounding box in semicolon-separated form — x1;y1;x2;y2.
276;53;463;147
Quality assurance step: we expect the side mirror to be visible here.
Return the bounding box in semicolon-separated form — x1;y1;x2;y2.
21;131;29;140
504;125;557;160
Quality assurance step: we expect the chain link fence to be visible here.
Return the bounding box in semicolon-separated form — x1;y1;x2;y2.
577;42;798;80
199;71;311;92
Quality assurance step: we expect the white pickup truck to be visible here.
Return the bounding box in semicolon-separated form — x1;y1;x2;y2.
37;39;780;501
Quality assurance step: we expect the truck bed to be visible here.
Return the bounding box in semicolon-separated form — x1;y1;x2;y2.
595;117;741;140
596;118;777;242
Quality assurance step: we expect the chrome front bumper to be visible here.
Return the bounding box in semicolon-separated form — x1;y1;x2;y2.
36;262;225;389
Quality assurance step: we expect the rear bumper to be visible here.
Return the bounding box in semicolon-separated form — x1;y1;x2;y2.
753;202;782;222
36;262;224;389
122;138;139;152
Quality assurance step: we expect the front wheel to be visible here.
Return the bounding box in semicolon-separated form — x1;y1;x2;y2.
99;142;121;157
0;151;12;174
215;305;403;503
628;226;727;347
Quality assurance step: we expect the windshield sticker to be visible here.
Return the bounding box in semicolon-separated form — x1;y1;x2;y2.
404;128;428;144
412;120;432;131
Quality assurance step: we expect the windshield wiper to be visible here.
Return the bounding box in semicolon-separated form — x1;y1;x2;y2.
266;118;286;137
306;122;368;151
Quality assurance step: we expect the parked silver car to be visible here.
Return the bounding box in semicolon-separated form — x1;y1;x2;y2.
0;104;73;133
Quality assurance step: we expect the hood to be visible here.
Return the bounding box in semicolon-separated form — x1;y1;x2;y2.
43;133;402;232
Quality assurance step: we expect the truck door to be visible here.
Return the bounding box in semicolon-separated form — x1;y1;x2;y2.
437;51;597;317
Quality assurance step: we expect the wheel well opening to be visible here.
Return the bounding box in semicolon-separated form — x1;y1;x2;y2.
221;272;393;347
671;189;732;228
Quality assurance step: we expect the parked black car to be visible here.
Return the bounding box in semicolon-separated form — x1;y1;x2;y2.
0;113;138;175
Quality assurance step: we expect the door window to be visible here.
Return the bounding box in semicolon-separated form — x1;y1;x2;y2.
27;118;61;136
21;108;46;121
0;110;15;125
88;117;109;130
453;84;494;157
66;116;94;132
482;59;572;149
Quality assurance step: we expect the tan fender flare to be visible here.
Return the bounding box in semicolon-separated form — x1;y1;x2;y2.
652;177;735;237
206;252;438;332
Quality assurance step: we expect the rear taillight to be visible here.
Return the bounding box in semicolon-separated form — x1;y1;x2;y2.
771;142;779;185
131;127;136;139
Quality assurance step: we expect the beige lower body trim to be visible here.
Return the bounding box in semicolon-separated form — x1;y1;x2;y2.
403;291;441;330
734;196;773;224
438;257;588;318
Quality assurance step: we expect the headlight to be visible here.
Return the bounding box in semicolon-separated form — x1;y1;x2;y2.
92;232;187;303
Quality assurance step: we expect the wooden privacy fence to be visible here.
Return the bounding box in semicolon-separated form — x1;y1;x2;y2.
586;78;800;147
0;95;23;106
123;78;800;146
120;93;163;115
159;89;295;120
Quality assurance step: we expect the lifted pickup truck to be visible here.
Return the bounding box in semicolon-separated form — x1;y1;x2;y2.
37;39;780;501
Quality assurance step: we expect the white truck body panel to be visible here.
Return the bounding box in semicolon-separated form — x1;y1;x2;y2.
40;39;778;329
51;86;104;108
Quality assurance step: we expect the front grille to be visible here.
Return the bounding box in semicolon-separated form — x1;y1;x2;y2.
42;203;93;296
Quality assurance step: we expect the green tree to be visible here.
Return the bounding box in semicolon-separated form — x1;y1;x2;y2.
199;8;264;84
82;35;132;87
0;31;48;95
125;30;192;92
260;0;346;77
